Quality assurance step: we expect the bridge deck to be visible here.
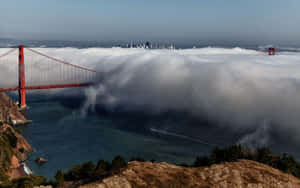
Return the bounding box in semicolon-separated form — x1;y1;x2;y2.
0;83;91;92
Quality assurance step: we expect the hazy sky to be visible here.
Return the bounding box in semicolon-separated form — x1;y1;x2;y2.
1;0;300;45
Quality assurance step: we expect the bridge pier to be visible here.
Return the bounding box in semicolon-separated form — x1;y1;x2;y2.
18;45;26;109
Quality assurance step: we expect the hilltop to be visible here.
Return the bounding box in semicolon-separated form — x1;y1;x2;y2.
78;160;300;188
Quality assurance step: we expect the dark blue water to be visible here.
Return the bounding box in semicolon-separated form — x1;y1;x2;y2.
10;87;300;179
14;91;218;178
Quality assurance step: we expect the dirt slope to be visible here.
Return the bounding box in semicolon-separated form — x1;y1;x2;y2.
80;160;300;188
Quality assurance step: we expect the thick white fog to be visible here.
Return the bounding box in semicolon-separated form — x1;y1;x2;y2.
1;47;300;145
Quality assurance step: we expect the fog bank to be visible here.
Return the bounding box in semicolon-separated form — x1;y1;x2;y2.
1;47;300;146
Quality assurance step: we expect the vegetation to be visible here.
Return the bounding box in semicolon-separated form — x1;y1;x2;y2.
0;128;16;170
1;145;300;187
64;161;96;181
93;159;111;179
59;155;127;185
2;128;18;148
193;145;300;179
0;169;9;183
0;174;47;188
0;155;126;188
14;128;22;134
54;170;64;186
18;148;25;153
111;155;127;171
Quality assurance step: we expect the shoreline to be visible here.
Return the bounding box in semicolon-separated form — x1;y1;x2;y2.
8;162;32;179
0;92;33;179
22;162;33;176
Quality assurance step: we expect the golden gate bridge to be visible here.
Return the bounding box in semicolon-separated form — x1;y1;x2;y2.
0;46;97;108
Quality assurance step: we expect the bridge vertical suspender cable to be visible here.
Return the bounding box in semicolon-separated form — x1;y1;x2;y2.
0;46;97;108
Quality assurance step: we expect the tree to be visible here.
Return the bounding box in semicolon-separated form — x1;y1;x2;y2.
54;170;64;186
0;168;9;182
278;153;298;175
255;147;273;164
111;156;126;172
65;161;96;180
93;160;111;180
10;174;46;188
193;156;210;167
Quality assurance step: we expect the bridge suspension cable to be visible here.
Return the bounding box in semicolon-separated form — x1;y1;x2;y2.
25;48;97;73
0;48;17;59
0;46;98;108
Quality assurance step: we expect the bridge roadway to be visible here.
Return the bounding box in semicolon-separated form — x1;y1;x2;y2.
0;83;91;92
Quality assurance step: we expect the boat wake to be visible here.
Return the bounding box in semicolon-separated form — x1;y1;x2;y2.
149;128;218;147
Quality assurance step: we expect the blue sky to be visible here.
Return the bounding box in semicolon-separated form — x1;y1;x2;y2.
1;0;300;45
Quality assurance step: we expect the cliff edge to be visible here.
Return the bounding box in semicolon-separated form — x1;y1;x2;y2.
0;92;32;179
0;93;30;126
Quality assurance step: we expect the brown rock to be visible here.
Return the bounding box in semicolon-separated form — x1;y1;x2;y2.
0;123;32;179
0;93;32;179
35;157;48;164
0;92;31;125
80;160;300;188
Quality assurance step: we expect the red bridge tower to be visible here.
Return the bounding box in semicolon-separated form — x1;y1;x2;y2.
18;45;26;109
0;45;97;109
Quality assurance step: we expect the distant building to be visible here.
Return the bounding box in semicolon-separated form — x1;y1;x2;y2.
146;41;151;49
124;41;175;50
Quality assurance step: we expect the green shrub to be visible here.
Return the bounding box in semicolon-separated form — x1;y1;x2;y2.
96;160;110;172
209;145;245;164
54;170;64;186
193;156;210;167
0;174;47;188
0;168;9;182
15;128;22;134
255;147;273;164
57;156;128;184
65;161;96;181
0;136;13;170
193;145;300;179
3;128;18;148
88;160;111;181
19;148;25;153
277;154;299;175
111;156;126;172
78;161;96;178
0;127;20;170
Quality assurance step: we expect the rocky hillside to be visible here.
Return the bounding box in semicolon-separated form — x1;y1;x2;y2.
0;93;30;126
0;92;32;179
79;160;300;188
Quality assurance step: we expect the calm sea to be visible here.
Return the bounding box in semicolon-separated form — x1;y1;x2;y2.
7;90;298;179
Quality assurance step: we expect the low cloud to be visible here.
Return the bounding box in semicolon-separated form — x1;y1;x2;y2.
1;47;300;145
